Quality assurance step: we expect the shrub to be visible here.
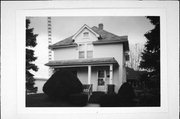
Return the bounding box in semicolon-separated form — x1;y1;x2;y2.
43;69;83;101
117;82;136;107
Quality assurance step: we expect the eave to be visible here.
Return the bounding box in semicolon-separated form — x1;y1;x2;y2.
49;44;78;50
93;40;129;51
45;57;119;68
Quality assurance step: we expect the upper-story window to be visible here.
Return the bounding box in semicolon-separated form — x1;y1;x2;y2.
78;44;85;59
87;51;93;58
79;51;85;59
83;32;89;38
78;43;93;59
87;43;93;58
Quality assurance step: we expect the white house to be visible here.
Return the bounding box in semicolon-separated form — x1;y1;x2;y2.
45;23;129;93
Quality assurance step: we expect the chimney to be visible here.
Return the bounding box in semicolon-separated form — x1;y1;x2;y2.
98;23;103;30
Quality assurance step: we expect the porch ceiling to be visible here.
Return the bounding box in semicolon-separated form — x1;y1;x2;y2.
45;57;119;68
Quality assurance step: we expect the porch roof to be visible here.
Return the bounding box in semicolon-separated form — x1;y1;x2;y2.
45;57;118;68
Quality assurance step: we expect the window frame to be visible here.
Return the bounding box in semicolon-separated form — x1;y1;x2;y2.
83;32;89;38
87;50;93;58
78;51;85;59
77;43;93;59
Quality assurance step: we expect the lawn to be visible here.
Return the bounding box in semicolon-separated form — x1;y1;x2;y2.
26;90;160;107
26;93;77;107
26;92;108;107
26;93;101;107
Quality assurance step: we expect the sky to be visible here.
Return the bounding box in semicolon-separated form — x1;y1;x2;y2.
28;16;154;79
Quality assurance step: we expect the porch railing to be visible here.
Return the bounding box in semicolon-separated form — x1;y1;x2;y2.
83;84;93;100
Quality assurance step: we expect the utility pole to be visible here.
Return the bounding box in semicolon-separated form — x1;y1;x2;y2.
47;17;53;76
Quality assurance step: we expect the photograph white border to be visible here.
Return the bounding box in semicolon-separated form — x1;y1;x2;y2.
2;1;179;119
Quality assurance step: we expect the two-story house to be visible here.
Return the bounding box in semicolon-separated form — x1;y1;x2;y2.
45;23;129;93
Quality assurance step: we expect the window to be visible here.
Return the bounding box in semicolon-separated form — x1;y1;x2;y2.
78;44;85;58
79;51;85;59
87;51;93;58
98;70;104;78
106;70;110;78
87;43;93;58
83;32;89;37
98;70;105;86
98;79;105;86
78;43;93;59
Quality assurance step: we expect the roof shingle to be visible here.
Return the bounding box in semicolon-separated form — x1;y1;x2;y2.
49;24;129;50
45;57;118;67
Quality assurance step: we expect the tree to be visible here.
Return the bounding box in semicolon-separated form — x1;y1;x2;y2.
140;16;160;79
26;19;38;93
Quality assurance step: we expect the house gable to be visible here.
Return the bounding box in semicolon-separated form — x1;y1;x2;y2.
72;24;99;42
49;23;129;52
74;27;99;44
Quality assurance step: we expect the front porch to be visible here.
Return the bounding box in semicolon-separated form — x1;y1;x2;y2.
45;57;119;94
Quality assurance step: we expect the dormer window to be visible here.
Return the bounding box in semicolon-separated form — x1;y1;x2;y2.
83;32;89;38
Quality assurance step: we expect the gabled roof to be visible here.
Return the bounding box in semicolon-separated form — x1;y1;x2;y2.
91;26;129;51
49;24;129;51
49;36;78;49
45;57;118;68
91;26;127;41
72;24;100;40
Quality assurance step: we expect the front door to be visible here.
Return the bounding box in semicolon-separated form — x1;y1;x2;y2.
97;69;109;92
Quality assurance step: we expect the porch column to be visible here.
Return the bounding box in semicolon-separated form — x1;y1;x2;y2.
109;64;113;84
88;65;91;84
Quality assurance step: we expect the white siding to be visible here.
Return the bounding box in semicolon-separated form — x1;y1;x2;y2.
53;47;77;60
94;44;123;60
94;44;124;92
77;68;88;84
75;28;98;43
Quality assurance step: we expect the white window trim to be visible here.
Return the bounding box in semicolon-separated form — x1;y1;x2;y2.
83;32;89;38
79;51;85;59
77;42;93;59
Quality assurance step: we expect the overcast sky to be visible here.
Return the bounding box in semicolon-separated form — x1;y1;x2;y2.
28;16;154;79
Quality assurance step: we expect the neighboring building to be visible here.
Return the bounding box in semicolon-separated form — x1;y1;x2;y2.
126;67;147;90
45;24;129;93
34;78;47;93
